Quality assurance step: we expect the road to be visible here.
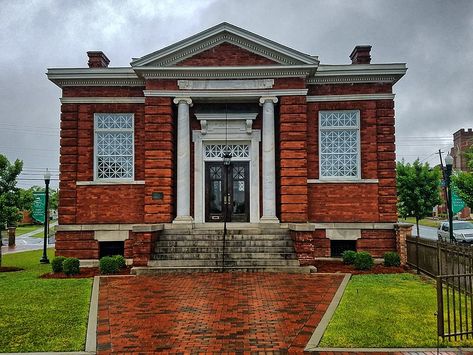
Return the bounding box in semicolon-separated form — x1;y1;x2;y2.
411;224;438;241
1;222;56;255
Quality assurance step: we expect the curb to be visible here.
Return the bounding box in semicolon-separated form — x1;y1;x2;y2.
309;347;473;353
305;273;351;351
85;276;99;353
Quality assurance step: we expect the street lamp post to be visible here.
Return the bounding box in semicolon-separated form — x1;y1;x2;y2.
40;169;51;264
221;152;231;272
444;154;454;243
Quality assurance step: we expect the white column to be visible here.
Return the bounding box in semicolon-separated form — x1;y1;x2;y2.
259;96;279;223
173;97;193;224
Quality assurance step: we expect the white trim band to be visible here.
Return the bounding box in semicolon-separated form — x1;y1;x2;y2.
144;89;308;98
76;180;145;186
61;97;145;104
307;179;379;184
307;94;394;102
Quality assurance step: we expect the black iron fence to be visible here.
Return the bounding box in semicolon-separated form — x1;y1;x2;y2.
407;236;473;340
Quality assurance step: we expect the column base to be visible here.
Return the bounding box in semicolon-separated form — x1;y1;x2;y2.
259;216;279;223
172;216;194;228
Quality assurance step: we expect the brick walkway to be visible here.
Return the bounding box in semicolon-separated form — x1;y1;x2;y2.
97;273;345;354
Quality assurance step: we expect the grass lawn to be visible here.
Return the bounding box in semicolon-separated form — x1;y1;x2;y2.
319;273;473;348
399;217;440;228
0;249;92;352
31;225;56;238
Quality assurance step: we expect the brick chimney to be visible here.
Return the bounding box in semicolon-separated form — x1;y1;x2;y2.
349;45;372;64
87;51;110;68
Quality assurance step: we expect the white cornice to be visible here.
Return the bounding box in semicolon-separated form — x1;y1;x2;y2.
308;63;407;85
131;22;319;67
61;97;145;104
195;113;258;121
134;65;316;79
47;68;145;88
144;89;308;98
307;94;394;102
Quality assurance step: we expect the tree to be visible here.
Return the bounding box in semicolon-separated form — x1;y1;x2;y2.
396;160;442;237
464;144;473;171
18;186;59;220
0;154;23;267
452;171;473;209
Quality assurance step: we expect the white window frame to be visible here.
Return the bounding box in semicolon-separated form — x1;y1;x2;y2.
318;110;361;180
94;113;135;182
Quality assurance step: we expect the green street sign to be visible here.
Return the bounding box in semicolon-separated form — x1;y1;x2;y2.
452;190;466;215
32;192;45;224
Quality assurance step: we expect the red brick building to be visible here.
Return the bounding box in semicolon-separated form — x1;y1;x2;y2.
47;23;407;271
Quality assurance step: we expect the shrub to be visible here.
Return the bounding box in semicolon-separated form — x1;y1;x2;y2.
354;251;374;270
63;258;80;276
51;256;66;273
99;256;119;274
341;250;357;264
384;252;401;267
113;255;126;269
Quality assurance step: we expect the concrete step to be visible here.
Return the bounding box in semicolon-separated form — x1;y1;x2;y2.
162;228;289;236
157;234;292;241
154;240;294;248
154;246;295;254
152;252;297;260
132;265;314;275
148;259;300;267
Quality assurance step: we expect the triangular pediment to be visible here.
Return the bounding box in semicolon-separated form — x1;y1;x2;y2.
131;22;319;67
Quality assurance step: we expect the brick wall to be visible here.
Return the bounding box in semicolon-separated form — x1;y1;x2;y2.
176;43;277;66
55;231;98;259
58;99;146;225
306;98;397;223
357;229;396;257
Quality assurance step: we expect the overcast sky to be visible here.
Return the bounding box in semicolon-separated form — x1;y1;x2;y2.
1;0;472;188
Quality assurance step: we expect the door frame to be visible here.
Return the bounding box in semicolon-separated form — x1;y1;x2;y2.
192;116;261;224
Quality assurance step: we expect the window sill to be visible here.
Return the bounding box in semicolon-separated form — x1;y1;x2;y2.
307;179;379;184
76;180;145;186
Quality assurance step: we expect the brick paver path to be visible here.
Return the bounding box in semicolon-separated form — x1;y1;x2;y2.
97;273;345;354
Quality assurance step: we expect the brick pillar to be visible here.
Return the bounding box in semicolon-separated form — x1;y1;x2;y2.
394;223;413;266
279;96;308;222
144;97;175;223
58;103;79;224
132;231;158;266
376;99;397;222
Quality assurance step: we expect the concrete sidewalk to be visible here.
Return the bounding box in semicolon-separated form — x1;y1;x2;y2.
1;222;56;255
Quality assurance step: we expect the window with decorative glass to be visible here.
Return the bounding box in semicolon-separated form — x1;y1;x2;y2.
94;113;134;180
319;110;360;179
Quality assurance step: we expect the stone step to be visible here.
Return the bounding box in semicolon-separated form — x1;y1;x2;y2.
132;266;314;275
154;240;294;248
154;246;295;254
157;234;292;241
152;252;297;260
162;228;289;236
148;259;300;267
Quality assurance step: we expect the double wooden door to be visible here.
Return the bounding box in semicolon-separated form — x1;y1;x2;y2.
205;161;249;222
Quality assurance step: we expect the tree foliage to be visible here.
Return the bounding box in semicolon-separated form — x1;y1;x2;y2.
464;144;473;171
396;160;441;234
452;171;473;209
0;154;23;229
18;186;59;213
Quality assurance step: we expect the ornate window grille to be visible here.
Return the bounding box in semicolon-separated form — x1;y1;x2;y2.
204;144;250;160
94;113;134;180
319;110;360;179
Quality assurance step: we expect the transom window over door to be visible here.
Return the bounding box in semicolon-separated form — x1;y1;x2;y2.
319;110;360;179
94;113;134;180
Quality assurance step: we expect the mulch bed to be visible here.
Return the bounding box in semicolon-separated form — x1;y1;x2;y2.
0;266;24;273
40;267;132;279
314;260;408;275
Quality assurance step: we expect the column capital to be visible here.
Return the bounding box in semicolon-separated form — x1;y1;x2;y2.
259;96;278;106
173;97;193;106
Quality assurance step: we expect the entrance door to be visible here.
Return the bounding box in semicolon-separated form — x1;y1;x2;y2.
205;162;249;222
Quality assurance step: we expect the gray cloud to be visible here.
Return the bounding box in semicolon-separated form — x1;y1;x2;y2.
1;0;472;187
